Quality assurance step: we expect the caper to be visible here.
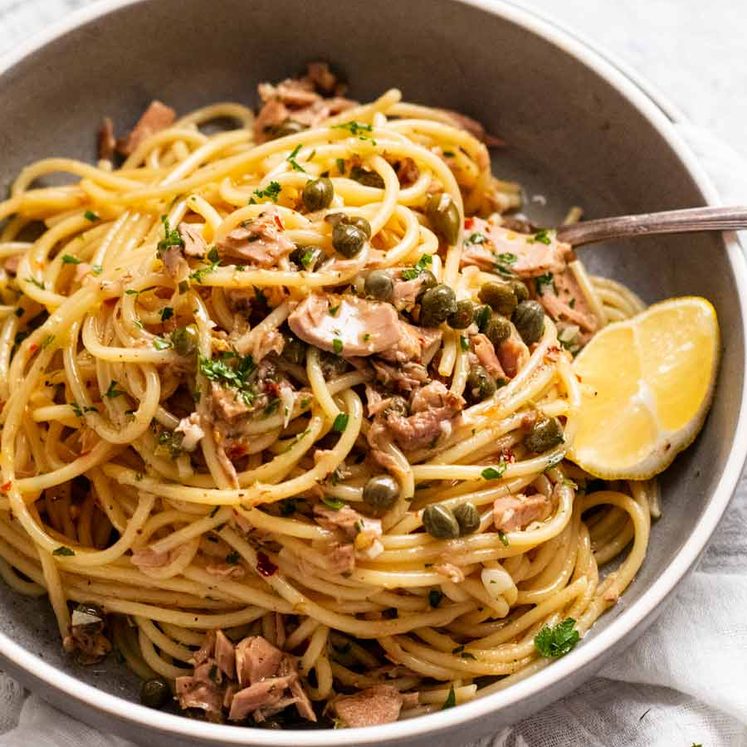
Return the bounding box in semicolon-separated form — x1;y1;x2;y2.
420;284;457;327
425;193;461;245
332;222;367;258
447;299;474;329
290;245;324;271
171;324;198;356
324;212;346;227
416;270;438;300
478;282;517;316
346;215;372;238
466;365;497;403
350;166;385;189
454;501;481;535
422;504;460;539
384;396;409;417
511;280;529;303
362;475;399;514
282;335;307;365
513;300;545;344
270;119;307;139
364;270;394;302
302;177;334;212
484;314;512;345
140;677;172;709
525;416;564;453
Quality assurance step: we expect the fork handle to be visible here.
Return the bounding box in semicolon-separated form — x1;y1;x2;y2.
555;206;747;247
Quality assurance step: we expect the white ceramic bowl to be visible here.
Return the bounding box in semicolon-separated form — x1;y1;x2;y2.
0;1;745;745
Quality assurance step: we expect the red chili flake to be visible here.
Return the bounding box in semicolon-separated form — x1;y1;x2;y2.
256;551;277;577
273;215;284;231
28;343;39;354
226;444;247;460
464;217;475;230
0;481;12;493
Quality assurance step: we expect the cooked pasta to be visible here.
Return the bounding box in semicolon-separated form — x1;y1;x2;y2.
0;63;656;727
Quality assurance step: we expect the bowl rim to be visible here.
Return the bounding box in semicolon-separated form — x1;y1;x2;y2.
0;0;745;744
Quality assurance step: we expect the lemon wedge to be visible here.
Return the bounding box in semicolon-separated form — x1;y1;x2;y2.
568;297;719;480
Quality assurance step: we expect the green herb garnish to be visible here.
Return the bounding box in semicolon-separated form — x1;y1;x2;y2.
481;463;506;480
62;254;81;265
534;618;580;658
249;180;282;204
332;413;349;432
198;352;257;405
104;380;125;399
321;496;346;510
84;210;100;222
52;546;75;557
287;144;306;173
441;685;456;710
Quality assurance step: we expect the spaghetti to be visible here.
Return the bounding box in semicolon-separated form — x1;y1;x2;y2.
0;65;657;727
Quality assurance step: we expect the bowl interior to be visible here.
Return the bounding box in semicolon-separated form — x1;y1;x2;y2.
0;0;742;744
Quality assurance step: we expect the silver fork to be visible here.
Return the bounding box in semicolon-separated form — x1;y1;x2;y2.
555;206;747;246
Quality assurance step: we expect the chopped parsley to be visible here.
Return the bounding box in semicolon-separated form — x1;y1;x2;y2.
61;254;81;265
152;336;172;351
534;618;580;658
25;277;45;290
498;530;510;547
160;306;174;322
531;229;553;245
465;232;486;245
496;252;517;266
332;413;349;432
249;180;282;204
298;248;317;269
535;272;555;294
40;334;55;350
401;253;433;280
287;144;306;173
321;496;346;510
84;210;100;222
328;303;340;316
91;264;103;276
332;121;375;142
481;463;507;480
155;427;184;458
428;589;443;607
189;246;221;283
69;402;97;417
460;335;469;352
332;338;343;355
52;546;75;557
441;685;456;710
125;286;156;297
156;216;184;257
225;550;241;565
442;150;456;157
198;352;257;405
104;380;125;399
